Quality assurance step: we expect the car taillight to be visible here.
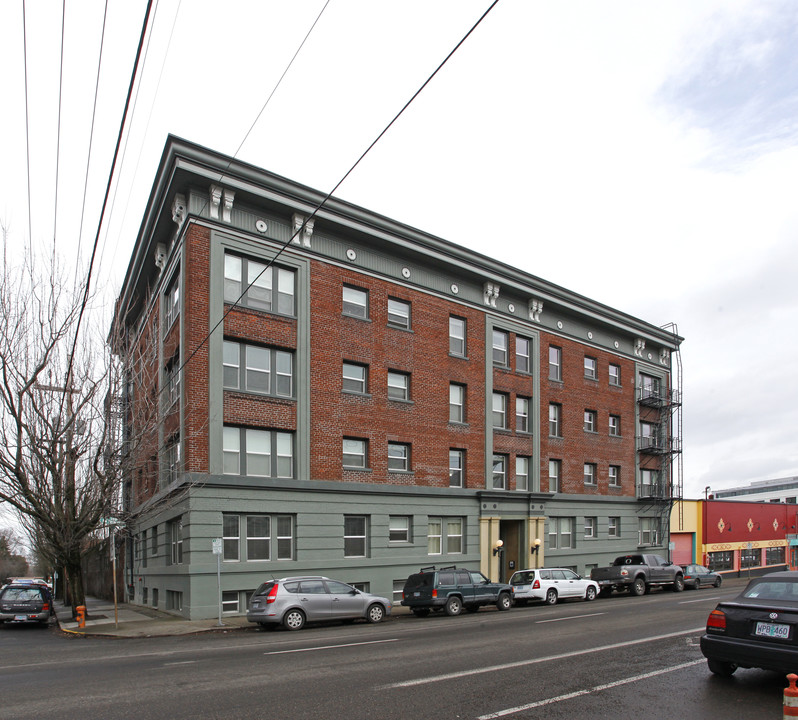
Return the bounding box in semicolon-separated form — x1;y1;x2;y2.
432;589;438;598
532;579;540;589
42;602;50;612
265;584;279;604
620;568;629;577
707;609;726;631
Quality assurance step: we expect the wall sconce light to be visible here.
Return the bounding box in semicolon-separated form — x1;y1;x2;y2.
727;524;732;532
531;538;541;555
493;539;504;557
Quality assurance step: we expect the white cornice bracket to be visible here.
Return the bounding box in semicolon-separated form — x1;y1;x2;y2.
484;282;500;307
292;213;314;247
209;185;222;220
529;299;543;323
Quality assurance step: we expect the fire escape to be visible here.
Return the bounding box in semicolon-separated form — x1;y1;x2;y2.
635;323;683;553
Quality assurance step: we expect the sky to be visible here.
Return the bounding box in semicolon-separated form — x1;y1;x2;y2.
0;0;797;506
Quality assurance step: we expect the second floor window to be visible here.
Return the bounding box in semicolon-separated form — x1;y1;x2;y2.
516;396;530;433
343;362;368;394
584;410;597;433
223;427;294;478
223;341;293;397
516;456;530;491
449;449;464;487
449;383;465;423
549;403;562;437
609;414;621;437
548;459;561;493
224;254;295;315
343;438;368;469
492;454;507;489
609;465;621;487
584;463;597;485
388;443;411;472
493;392;508;429
387;371;410;401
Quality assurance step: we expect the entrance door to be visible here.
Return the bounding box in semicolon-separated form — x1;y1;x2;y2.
499;520;523;583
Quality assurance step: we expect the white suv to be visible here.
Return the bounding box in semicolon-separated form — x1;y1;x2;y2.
510;568;599;605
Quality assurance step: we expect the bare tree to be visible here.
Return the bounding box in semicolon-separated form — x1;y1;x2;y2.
0;527;30;582
0;234;119;617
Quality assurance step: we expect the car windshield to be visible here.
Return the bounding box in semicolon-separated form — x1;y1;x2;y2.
404;573;434;591
742;580;798;601
2;587;41;601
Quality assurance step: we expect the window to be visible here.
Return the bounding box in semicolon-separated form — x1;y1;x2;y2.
389;516;411;543
222;427;294;478
164;277;180;329
223;341;293;397
516;336;531;373
584;410;597;433
387;371;410;401
584;517;597;539
344;516;368;557
492;454;507;489
638;517;659;546
741;547;760;568
708;550;733;571
609;465;621;487
164;436;181;486
640;373;662;401
342;362;368;394
449;316;466;356
766;546;785;565
493;330;509;366
151;526;158;556
170;519;183;565
388;298;411;329
516;396;530;433
549;403;562;437
609;364;621;387
584;463;596;485
428;517;464;555
449;383;465;423
223;514;240;561
549;346;562;381
548;459;561;493
165;362;181;410
549;517;574;549
640;422;660;451
449;449;465;487
640;468;658;496
343;438;368;469
388;443;411;472
224;254;296;315
342;285;369;319
516;456;530;491
609;414;621;437
584;356;597;380
608;516;620;539
222;591;240;614
492;392;508;429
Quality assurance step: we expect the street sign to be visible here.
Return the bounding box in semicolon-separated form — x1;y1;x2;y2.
212;538;222;555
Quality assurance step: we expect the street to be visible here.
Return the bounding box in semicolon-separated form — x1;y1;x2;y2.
0;578;788;719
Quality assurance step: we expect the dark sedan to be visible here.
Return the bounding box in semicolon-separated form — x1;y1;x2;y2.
683;564;722;589
701;571;798;676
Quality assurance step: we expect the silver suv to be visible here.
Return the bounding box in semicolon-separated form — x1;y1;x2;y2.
247;576;392;630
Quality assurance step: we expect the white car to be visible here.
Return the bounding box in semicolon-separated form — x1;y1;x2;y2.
510;568;599;605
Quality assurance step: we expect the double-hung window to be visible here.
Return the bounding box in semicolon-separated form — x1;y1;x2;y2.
492;454;508;489
222;427;294;478
584;463;597;486
639;517;659;546
549;517;574;549
389;516;411;543
609;414;621;437
549;403;562;437
516;396;530;433
584;410;597;433
584;517;597;539
516;336;531;373
387;298;411;329
343;362;368;394
609;465;621;487
549;346;562;381
387;371;410;401
584;356;598;380
608;516;620;538
388;443;411;472
449;383;465;423
449;449;464;487
493;330;509;366
516;456;530;491
164;278;180;329
344;515;368;557
449;316;466;356
343;285;369;319
492;392;508;429
548;459;561;493
609;364;621;386
223;341;293;397
223;514;240;561
428;517;463;555
343;438;368;469
170;519;183;565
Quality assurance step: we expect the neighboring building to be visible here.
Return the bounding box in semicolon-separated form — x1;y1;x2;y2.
711;477;798;504
112;136;684;619
671;499;797;573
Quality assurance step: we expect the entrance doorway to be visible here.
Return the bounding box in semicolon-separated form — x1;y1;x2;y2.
497;519;523;583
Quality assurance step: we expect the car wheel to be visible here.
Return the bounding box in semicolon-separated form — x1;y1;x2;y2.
545;588;558;605
630;577;646;596
411;608;430;617
366;603;385;624
707;658;737;677
445;596;462;616
693;578;700;590
672;575;685;592
496;593;512;611
282;609;305;631
714;576;722;588
585;586;597;601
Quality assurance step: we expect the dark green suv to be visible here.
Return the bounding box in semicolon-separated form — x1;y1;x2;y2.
401;565;513;617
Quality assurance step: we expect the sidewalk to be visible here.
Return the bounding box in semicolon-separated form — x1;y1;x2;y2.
54;596;251;638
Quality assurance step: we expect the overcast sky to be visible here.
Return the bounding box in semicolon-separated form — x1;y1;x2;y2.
1;0;796;503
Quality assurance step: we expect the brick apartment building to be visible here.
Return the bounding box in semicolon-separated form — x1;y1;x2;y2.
113;135;683;619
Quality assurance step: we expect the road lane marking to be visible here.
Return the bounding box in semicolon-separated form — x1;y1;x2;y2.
265;638;398;655
163;661;198;666
535;612;605;623
679;595;722;604
477;659;705;718
381;627;704;689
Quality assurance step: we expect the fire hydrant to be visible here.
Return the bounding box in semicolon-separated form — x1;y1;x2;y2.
75;605;86;628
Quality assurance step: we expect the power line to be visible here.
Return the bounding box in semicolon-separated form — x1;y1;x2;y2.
174;0;501;382
22;1;32;258
53;0;66;257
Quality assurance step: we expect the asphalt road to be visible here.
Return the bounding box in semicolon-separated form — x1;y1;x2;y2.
0;578;789;720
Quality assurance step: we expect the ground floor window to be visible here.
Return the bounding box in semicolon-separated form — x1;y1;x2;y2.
166;590;183;611
549;517;574;549
708;550;734;571
222;591;240;614
740;547;761;567
638;517;659;546
222;513;294;562
766;546;786;565
427;517;464;555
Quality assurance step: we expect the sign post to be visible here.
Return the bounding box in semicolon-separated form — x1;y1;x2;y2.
212;538;223;626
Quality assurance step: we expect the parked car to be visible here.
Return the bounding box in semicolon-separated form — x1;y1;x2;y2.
701;571;798;676
0;582;53;626
246;576;391;631
510;568;599;605
590;554;684;596
401;565;513;616
683;564;722;590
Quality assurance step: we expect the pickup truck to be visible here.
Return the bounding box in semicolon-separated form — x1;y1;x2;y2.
590;554;685;597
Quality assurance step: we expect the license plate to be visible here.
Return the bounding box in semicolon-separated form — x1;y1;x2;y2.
14;615;27;621
755;621;790;639
413;591;420;597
